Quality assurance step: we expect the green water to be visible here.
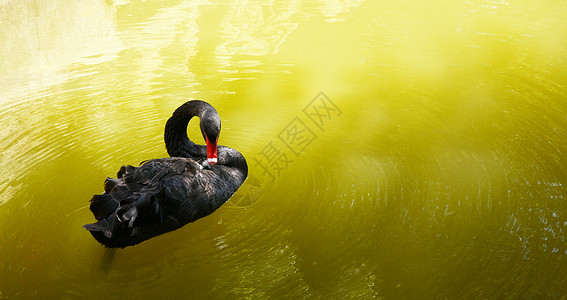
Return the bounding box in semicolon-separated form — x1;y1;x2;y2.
1;0;566;298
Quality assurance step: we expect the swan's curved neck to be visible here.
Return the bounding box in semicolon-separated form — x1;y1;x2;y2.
164;101;248;180
164;100;214;158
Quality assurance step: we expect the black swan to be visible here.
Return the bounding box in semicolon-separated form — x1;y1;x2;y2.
83;100;248;248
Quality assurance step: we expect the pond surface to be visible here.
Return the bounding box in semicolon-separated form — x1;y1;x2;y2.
1;0;567;298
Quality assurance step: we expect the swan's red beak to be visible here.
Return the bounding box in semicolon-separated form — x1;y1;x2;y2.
206;136;218;166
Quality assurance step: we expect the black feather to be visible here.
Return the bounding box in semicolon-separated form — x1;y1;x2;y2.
104;178;120;194
89;194;118;221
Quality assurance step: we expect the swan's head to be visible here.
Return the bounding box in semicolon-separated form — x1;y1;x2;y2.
200;110;221;166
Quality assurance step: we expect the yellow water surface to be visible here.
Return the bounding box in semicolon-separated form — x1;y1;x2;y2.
1;0;566;298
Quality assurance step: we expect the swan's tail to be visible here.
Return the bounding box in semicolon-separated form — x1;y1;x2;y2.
83;194;162;248
89;193;118;221
83;192;120;240
83;167;163;248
